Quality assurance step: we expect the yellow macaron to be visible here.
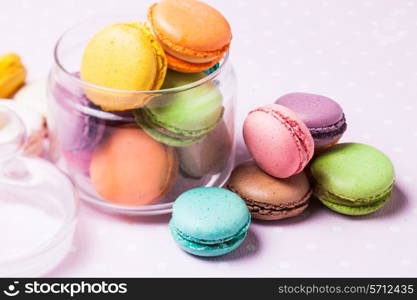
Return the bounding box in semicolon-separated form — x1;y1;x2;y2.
81;22;167;111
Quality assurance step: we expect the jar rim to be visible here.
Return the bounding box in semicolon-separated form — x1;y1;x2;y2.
53;16;230;95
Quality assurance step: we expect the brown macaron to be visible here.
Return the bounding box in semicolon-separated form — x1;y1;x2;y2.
226;161;311;220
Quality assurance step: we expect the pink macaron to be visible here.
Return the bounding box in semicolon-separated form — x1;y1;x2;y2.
243;104;314;178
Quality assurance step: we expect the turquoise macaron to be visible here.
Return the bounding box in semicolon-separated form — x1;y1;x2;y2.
311;143;395;216
169;187;251;257
134;70;224;147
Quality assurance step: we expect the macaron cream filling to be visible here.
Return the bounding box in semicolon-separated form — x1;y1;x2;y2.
229;187;312;216
314;181;394;207
309;114;347;139
170;217;250;246
162;47;219;64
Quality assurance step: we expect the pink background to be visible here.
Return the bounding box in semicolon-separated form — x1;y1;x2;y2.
1;0;417;276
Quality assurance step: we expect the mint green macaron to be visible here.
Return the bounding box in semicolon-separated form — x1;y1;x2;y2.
134;71;223;147
310;143;395;216
169;187;251;257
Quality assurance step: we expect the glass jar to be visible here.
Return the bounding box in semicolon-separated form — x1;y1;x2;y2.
47;15;237;215
0;104;78;277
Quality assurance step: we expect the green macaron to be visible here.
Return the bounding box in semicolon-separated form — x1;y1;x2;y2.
310;143;395;216
134;70;223;147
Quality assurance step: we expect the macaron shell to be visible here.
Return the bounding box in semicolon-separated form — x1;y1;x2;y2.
81;23;167;110
13;78;48;117
149;0;231;54
276;92;344;128
243;104;314;178
227;161;311;220
90;127;178;205
311;143;395;201
171;187;250;242
1;101;47;156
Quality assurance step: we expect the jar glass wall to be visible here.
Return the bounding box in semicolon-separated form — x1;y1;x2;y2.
47;15;237;215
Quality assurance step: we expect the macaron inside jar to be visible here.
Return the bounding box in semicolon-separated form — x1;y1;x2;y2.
90;127;178;206
148;0;232;73
80;22;167;111
134;70;224;147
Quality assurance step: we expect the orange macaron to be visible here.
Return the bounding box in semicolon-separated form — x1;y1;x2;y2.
148;0;232;73
90;127;178;206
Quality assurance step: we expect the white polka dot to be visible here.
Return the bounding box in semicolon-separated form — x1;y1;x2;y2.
263;30;273;37
243;38;252;45
393;146;403;153
340;59;350;65
156;261;168;270
327;20;336;27
404;105;414;111
400;259;412;266
383;119;393;125
365;242;376;250
298;83;310;89
364;1;373;7
279;262;292;270
94;263;106;271
308;31;318;37
322;1;329;7
320;71;330;76
288;39;297;45
127;244;137;252
389;225;400;232
405;51;414;57
376;93;385;99
273;227;284;233
217;262;231;269
395;81;405;88
271;71;282;77
292;59;303;65
347;81;357;87
303;11;312;16
339;260;351;268
368;70;376;76
267;49;278;55
331;226;342;232
360;50;369;56
315;49;324;55
346;10;355;16
306;243;317;251
247;59;255;66
407;1;415;7
414;131;417;137
386;61;394;67
283;19;293;26
361;133;372;140
334;41;343;47
353;31;362;36
280;1;289;8
355;107;364;113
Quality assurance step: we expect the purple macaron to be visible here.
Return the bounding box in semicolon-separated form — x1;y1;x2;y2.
275;92;347;150
52;81;105;152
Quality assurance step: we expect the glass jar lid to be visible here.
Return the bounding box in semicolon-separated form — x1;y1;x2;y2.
0;103;79;276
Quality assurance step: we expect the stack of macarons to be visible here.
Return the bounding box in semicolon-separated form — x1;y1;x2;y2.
227;92;395;219
57;0;233;206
